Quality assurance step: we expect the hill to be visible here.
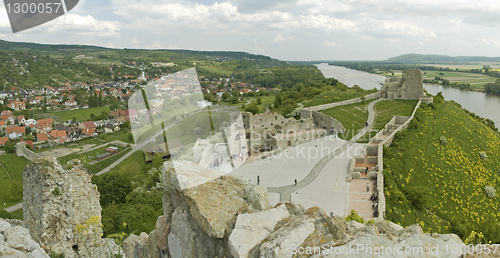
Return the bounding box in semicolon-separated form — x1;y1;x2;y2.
386;53;500;63
0;39;286;90
383;95;500;243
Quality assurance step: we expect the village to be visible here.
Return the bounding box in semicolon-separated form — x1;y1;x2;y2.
0;63;270;166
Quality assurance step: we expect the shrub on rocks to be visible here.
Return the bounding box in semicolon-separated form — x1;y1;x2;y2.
439;136;448;145
479;151;488;160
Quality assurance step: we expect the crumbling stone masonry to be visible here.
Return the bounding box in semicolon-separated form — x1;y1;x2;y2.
380;68;427;100
23;157;123;257
240;111;343;155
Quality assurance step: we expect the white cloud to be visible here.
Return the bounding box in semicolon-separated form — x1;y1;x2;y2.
42;14;119;36
323;40;340;47
273;33;290;42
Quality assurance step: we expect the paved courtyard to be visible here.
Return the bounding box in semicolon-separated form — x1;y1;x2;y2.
232;135;366;216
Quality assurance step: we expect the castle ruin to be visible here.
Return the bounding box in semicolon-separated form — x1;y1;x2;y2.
240;111;344;155
380;68;426;100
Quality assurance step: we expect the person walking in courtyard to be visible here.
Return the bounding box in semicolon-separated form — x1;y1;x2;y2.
294;179;297;186
366;183;370;192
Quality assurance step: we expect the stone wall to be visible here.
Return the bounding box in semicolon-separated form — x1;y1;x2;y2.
23;157;123;257
16;142;41;162
301;110;346;134
304;92;380;112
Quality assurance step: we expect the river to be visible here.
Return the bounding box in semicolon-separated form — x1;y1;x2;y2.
316;63;500;128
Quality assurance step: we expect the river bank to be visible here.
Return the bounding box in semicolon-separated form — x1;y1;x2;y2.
316;63;500;128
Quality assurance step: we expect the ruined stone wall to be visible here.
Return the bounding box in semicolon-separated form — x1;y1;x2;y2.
380;68;426;100
16;142;41;162
308;110;346;134
23;157;123;257
243;112;316;154
305;92;380;112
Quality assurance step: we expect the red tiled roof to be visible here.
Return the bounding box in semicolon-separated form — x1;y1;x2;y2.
82;128;96;136
37;133;48;142
6;126;25;135
82;121;96;128
0;137;8;145
49;130;67;139
19;140;33;148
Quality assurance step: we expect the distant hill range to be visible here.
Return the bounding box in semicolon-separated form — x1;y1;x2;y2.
386;53;500;63
0;39;274;62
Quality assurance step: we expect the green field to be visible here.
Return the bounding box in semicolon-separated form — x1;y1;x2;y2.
0;154;31;216
98;130;134;144
51;107;111;122
321;100;374;140
384;100;500;242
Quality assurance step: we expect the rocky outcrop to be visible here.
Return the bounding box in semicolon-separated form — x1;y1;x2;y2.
23;157;123;257
0;218;49;257
229;204;289;258
123;160;466;258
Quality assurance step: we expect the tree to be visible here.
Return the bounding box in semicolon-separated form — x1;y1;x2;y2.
221;92;230;101
3;142;15;153
274;93;283;108
256;96;262;105
245;104;259;115
95;173;132;206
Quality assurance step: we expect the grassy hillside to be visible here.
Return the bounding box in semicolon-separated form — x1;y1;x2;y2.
384;97;500;243
321;100;374;140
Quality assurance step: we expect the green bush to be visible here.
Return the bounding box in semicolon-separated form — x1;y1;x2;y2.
345;210;364;224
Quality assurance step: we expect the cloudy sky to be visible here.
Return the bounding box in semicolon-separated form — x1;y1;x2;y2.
1;0;499;61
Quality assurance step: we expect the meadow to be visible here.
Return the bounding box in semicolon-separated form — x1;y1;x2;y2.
51;106;110;122
0;154;31;219
384;99;500;243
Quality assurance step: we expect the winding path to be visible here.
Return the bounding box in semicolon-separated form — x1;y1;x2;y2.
267;99;384;202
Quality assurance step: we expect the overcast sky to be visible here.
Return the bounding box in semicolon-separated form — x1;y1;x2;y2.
1;0;499;61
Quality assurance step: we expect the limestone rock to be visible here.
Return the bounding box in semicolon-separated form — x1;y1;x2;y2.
326;216;348;241
247;185;270;211
259;218;316;258
347;220;365;231
0;219;49;258
0;220;12;234
229;204;289;258
163;161;269;239
167;206;225;258
123;233;140;258
154;215;170;255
